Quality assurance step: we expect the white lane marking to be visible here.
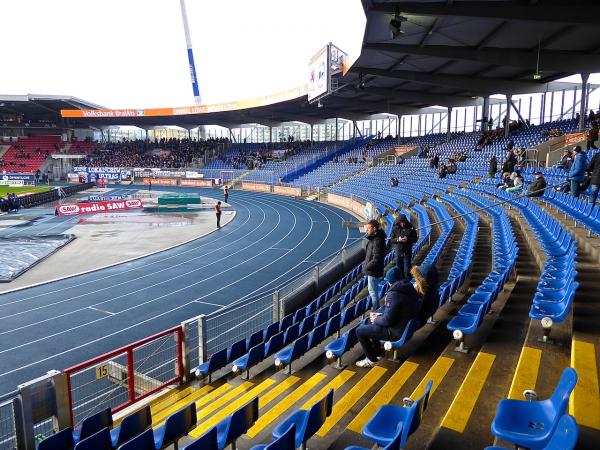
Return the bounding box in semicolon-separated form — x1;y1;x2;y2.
88;306;115;316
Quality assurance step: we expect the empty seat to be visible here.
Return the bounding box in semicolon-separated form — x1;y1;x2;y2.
153;403;197;450
38;428;75;450
74;428;112;450
116;428;154;450
182;427;218;450
249;423;295;450
72;407;113;443
215;397;259;450
195;348;227;382
111;405;152;447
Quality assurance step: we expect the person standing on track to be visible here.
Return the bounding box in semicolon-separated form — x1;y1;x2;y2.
224;185;229;203
215;201;222;228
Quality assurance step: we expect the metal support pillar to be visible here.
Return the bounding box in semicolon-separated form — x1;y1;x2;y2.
579;73;589;131
447;107;452;142
482;96;490;132
505;94;512;138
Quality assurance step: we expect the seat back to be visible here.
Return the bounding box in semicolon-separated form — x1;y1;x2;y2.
304;389;334;442
265;332;285;357
74;428;112;450
325;314;341;337
182;427;218;450
264;322;281;342
402;380;433;447
38;428;75;450
382;423;404;450
280;314;294;333
248;342;266;367
227;397;259;445
208;348;228;373
228;338;248;363
299;315;315;336
549;368;578;418
283;323;300;346
161;403;197;448
293;308;306;324
544;414;578;450
115;405;152;446
116;428;154;450
314;308;329;327
291;334;309;361
247;330;264;349
308;323;326;348
76;407;112;442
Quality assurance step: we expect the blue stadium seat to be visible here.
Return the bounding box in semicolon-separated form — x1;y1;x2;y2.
361;381;432;448
280;314;294;333
283;323;299;346
314;308;329;328
231;342;265;378
72;407;112;443
263;322;281;343
249;423;295;450
275;334;309;375
74;428;112;450
324;325;358;369
490;368;577;449
485;414;578;450
116;428;154;450
264;332;285;357
111;406;152;448
195;348;227;383
181;427;218;450
299;315;315;336
293;308;306;324
345;424;403;450
215;397;259;450
227;339;248;364
39;428;75;450
380;319;419;361
307;323;327;349
324;314;341;337
271;389;333;450
153;403;197;450
247;330;264;350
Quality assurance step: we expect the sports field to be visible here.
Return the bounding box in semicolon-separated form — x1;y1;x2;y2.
0;185;54;197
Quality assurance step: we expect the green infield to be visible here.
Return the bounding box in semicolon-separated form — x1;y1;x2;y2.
0;185;55;198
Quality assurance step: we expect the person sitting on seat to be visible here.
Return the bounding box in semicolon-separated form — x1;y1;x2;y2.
355;266;426;368
390;177;399;187
446;159;457;174
527;171;547;197
438;164;448;178
496;172;512;190
506;171;524;194
556;149;572;171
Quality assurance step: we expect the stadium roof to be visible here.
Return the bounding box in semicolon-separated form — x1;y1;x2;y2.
57;0;600;128
0;94;104;117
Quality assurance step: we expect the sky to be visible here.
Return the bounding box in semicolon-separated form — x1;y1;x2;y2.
1;0;366;109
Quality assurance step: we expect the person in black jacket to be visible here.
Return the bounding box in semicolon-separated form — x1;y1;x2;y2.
527;172;547;197
355;266;427;367
502;149;517;174
488;155;498;178
586;152;600;204
389;214;418;280
364;219;386;311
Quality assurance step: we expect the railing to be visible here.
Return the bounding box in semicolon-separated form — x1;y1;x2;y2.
63;326;183;427
18;182;94;208
0;392;19;450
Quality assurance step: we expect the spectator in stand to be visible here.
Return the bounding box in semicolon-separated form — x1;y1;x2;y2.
430;153;439;169
390;177;399;187
506;171;524;194
355;265;427;368
390;214;418;280
568;146;588;197
438;164;448;178
502;149;517;173
589;109;596;124
446;159;457;174
587;123;599;150
527;171;547;197
556;149;573;171
496;172;513;190
363;219;386;311
586;151;600;204
488;155;498;178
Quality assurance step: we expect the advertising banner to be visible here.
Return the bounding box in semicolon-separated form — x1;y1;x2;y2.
565;133;587;146
2;173;36;183
180;179;214;187
142;178;178;186
241;182;272;192
0;179;24;186
56;199;143;216
274;186;302;196
394;146;417;155
73;167;130;182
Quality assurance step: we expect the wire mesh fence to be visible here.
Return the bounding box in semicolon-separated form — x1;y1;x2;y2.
0;396;17;450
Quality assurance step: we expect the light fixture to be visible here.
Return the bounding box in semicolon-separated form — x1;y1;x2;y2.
390;14;408;39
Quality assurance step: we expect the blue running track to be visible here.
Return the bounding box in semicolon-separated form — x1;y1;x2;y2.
0;187;362;395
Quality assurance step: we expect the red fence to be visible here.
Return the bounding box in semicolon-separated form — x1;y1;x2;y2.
64;326;183;427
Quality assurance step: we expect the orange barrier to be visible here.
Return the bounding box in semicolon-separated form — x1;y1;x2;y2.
273;186;302;196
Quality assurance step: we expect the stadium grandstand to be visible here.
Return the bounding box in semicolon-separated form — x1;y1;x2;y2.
2;1;600;450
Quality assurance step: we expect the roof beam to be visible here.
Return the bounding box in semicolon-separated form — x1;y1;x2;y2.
370;1;600;25
364;44;600;73
360;86;474;107
351;66;542;95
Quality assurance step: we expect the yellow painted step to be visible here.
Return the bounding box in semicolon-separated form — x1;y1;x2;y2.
347;361;418;433
247;373;327;438
507;346;542;400
151;384;218;426
569;340;600;430
410;356;454;400
195;382;254;423
150;386;195;416
441;352;496;433
189;379;276;438
316;366;387;438
259;376;300;409
300;370;355;410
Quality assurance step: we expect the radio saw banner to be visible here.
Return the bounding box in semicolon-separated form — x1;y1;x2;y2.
56;199;144;216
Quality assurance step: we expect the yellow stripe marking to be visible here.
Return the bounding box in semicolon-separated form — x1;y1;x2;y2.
441;352;496;432
569;340;600;429
300;370;355;410
196;382;254;423
316;366;387;437
508;346;542;400
259;376;300;409
151;384;224;425
189;379;276;438
347;361;418;433
247;373;327;438
410;356;454;400
150;386;195;416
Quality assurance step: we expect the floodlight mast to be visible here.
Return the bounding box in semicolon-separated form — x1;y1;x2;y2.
179;0;201;105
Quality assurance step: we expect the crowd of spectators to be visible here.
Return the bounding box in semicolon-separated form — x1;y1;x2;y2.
0;193;21;212
80;137;229;168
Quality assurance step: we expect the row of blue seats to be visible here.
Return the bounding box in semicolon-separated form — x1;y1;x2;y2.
39;403;196;450
447;190;518;351
274;296;373;373
542;189;600;237
195;264;365;381
491;187;578;342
